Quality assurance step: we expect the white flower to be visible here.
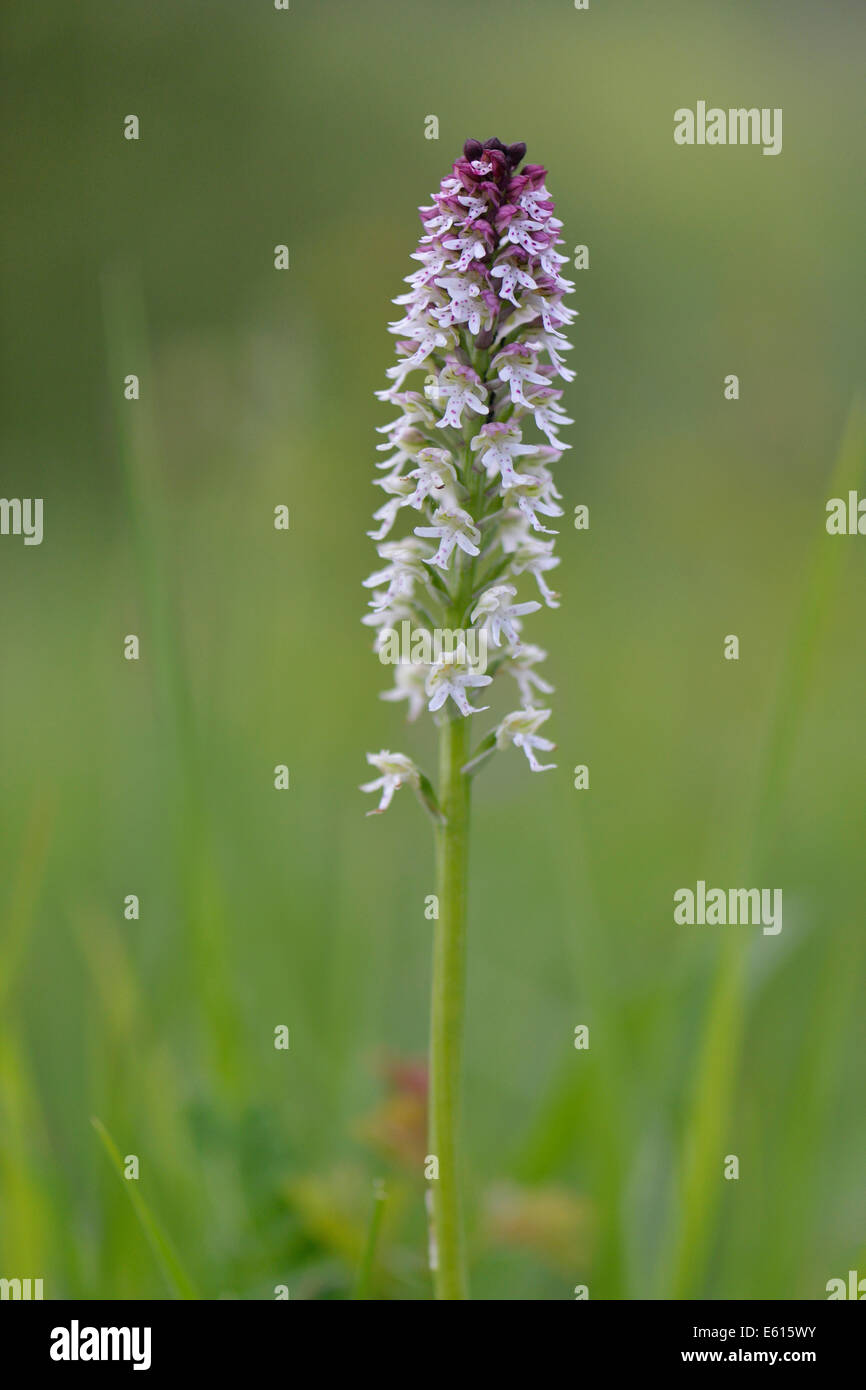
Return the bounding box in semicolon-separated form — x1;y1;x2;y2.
426;643;492;717
406;448;459;509
364;598;414;638
367;498;403;542
523;387;573;449
490;257;537;307
495;709;557;771
501;212;545;255
469;423;536;489
456;191;488;221
375;392;436;436
496;509;534;553
374;423;427;471
385;324;454;387
360;750;420;814
501;644;555;708
470;583;541;648
415;506;481;571
433;273;495;337
518;290;576;335
442;227;490;272
527;331;575;381
508;536;561;607
517;185;553;218
380;662;429;722
503;471;564;534
539;243;569;277
433;360;488;429
367;474;414;540
408;254;451;289
491;344;548;407
363;538;430;611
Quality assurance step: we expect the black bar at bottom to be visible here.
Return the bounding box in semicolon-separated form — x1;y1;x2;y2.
0;1298;861;1374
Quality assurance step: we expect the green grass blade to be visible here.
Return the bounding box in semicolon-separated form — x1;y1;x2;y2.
667;397;866;1297
351;1180;387;1300
91;1116;199;1300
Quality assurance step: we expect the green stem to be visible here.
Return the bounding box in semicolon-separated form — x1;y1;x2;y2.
428;711;470;1299
352;1181;387;1300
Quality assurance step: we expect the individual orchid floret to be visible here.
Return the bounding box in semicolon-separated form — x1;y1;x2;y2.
426;643;493;717
433;359;489;429
523;385;573;448
380;662;430;723
374;423;429;471
469;423;536;490
367;474;415;540
507;536;561;607
503;476;564;534
406;448;460;509
363;538;431;610
491;343;549;407
527;330;575;381
489;252;537;307
495;508;535;553
363;598;415;638
496;204;545;255
470;583;540;649
501;644;555;708
375;391;437;436
495;709;557;772
442;220;495;272
384;323;454;388
360;750;420;814
517;287;576;336
415;506;481;571
367;499;404;543
433;271;497;338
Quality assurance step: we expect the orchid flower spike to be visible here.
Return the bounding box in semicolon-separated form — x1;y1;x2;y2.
363;137;575;806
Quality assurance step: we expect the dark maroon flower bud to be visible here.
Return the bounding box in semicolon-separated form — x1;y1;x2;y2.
520;163;548;190
463;138;484;160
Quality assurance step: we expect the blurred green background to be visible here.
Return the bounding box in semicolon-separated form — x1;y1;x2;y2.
1;0;864;1299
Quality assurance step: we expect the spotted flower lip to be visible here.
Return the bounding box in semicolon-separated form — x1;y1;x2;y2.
433;360;489;428
470;424;536;488
414;506;481;571
491;343;550;406
364;136;574;796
